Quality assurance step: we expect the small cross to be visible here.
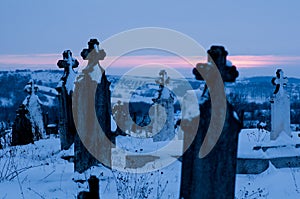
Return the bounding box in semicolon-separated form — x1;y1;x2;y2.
24;80;38;95
272;69;288;95
80;39;106;69
155;70;170;86
57;50;78;82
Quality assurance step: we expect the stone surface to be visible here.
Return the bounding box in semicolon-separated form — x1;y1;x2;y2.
180;46;241;199
72;39;112;173
11;104;33;146
180;99;241;199
270;69;291;140
23;80;46;140
193;46;239;83
152;70;175;142
56;50;78;150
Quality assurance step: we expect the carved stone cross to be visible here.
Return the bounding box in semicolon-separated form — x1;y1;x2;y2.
24;80;38;95
272;69;288;95
80;39;106;72
57;50;79;82
155;70;170;86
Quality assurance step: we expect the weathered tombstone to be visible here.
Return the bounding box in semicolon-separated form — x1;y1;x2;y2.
73;39;112;173
11;104;33;146
56;50;79;150
270;69;291;140
152;70;175;141
180;46;241;199
23;79;46;140
112;100;127;136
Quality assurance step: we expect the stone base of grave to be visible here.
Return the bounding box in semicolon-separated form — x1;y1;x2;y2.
74;134;99;173
237;129;300;174
180;99;241;199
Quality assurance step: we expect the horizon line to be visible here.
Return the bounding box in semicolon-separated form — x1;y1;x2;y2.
0;54;299;78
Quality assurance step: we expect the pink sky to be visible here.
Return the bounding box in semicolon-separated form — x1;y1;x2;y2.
0;54;299;70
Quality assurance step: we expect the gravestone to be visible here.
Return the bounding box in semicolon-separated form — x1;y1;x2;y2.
11;104;33;146
73;39;112;173
180;46;241;199
270;69;291;140
23;80;46;140
56;50;79;150
112;101;127;136
152;70;175;141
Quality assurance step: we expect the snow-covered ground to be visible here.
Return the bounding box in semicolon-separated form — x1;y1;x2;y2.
1;129;300;198
0;136;181;199
236;129;300;199
236;162;300;199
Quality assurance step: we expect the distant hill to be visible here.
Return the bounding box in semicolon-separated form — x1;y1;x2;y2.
0;69;300;126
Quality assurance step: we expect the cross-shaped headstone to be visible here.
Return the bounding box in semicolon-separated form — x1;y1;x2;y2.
155;70;170;86
80;39;106;72
24;80;38;95
57;50;79;82
272;69;288;95
193;46;239;83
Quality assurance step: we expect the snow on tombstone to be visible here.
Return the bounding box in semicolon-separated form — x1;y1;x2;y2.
152;70;175;142
270;69;291;140
56;50;78;150
23;79;46;140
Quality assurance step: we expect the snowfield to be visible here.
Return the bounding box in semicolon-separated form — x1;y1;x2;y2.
1;129;300;198
236;162;300;199
0;136;181;199
236;129;300;199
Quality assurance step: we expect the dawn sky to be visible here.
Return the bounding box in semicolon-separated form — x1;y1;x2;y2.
0;0;300;78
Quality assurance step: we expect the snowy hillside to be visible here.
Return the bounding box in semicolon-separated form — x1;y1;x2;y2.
0;135;181;199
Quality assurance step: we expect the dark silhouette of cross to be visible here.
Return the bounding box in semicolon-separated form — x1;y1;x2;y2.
57;50;79;82
24;80;38;95
272;69;288;95
80;39;106;73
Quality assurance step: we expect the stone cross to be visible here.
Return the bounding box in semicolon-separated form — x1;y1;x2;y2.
155;70;170;86
180;46;241;199
57;50;79;83
270;69;291;140
24;80;38;95
152;70;174;142
23;79;46;140
73;38;112;173
193;46;239;97
272;69;288;95
56;50;78;150
80;39;106;73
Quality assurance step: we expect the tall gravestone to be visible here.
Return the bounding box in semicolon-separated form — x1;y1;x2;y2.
152;70;175;141
56;50;79;150
180;46;241;199
73;39;112;173
270;69;291;140
23;80;46;140
11;104;33;146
